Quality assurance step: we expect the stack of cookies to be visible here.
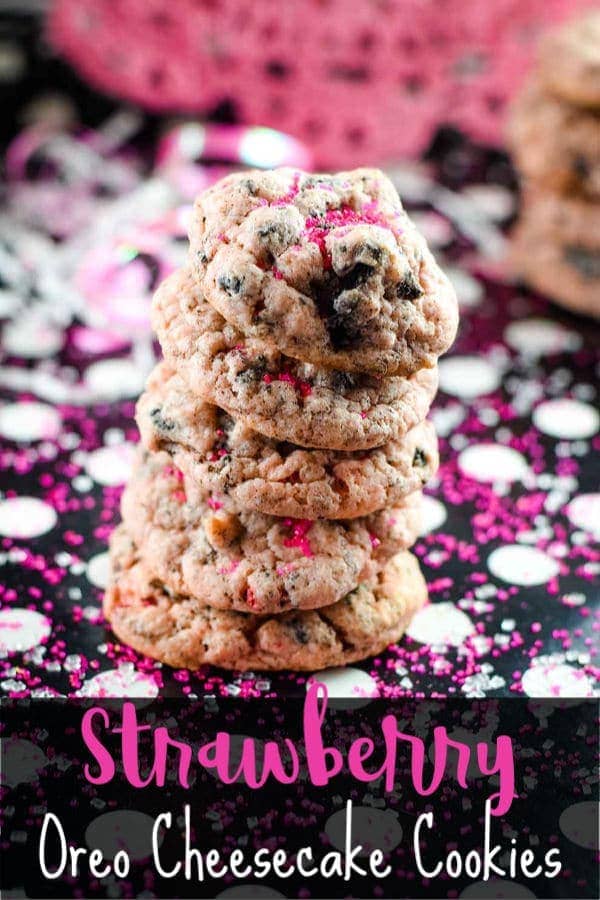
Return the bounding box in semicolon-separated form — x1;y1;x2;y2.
508;11;600;319
105;167;459;671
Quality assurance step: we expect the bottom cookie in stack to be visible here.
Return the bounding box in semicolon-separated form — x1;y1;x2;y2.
104;524;427;671
511;190;600;319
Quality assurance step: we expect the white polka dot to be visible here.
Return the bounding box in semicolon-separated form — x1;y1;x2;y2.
325;806;403;855
504;318;581;358
533;399;599;439
76;667;158;698
86;551;111;589
419;496;447;534
386;162;432;202
85;810;159;860
409;211;454;247
0;738;48;787
566;494;600;537
407;602;475;647
444;266;484;308
459;881;536;899
0;288;21;318
487;545;559;586
0;497;57;538
431;403;466;437
0;401;61;442
2;315;63;358
522;663;595;698
0;609;51;654
84;442;136;486
462;184;516;222
439;356;501;398
309;667;378;709
559;801;599;850
458;444;529;483
84;358;147;401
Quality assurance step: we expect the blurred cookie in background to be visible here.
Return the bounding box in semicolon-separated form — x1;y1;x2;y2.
511;193;599;319
508;11;600;319
507;76;600;201
537;10;600;109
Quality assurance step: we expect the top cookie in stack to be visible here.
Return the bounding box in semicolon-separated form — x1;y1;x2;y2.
508;12;600;318
104;167;459;672
187;168;458;377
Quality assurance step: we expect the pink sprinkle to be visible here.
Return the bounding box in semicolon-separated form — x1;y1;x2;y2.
303;204;388;269
208;447;228;461
217;560;239;575
207;495;223;510
369;533;381;548
283;518;314;558
162;464;183;481
277;371;312;397
271;172;301;206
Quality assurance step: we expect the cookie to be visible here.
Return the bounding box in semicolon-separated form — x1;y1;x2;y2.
152;268;439;451
511;194;600;318
188;167;458;376
508;77;600;200
120;449;423;614
137;362;439;520
516;188;600;247
105;525;428;671
538;11;600;109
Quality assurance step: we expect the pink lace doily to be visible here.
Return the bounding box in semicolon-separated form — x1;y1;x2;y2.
48;0;595;167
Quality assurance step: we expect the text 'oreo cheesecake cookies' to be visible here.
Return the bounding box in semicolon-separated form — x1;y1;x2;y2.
508;11;600;319
105;166;459;671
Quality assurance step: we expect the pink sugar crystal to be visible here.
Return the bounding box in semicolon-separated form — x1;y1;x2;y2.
282;519;314;558
278;371;312;398
217;560;240;575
